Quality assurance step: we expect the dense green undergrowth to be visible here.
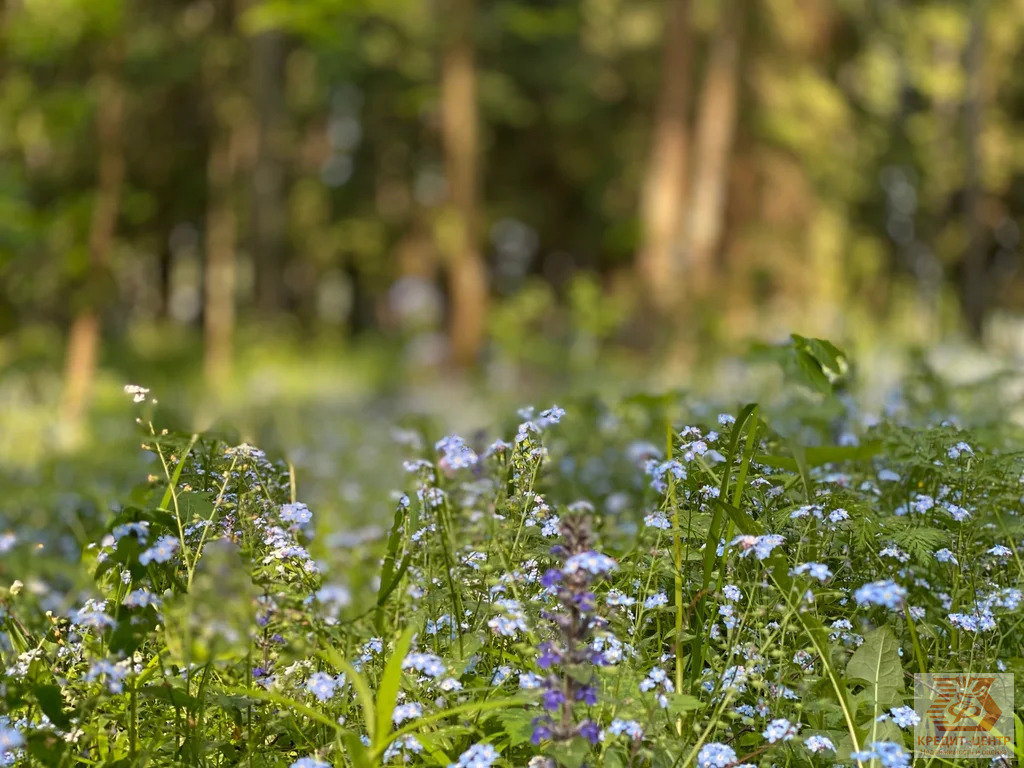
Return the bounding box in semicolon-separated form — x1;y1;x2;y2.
3;339;1024;767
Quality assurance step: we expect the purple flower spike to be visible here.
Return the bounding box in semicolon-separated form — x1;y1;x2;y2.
541;568;563;588
574;591;597;613
576;685;598;706
531;718;552;745
542;689;566;711
578;720;600;744
537;643;561;669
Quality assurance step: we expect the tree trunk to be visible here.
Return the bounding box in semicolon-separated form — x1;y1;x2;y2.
202;11;245;389
61;53;125;426
440;0;487;367
685;5;741;301
961;0;987;339
203;116;239;387
250;28;287;315
636;0;692;314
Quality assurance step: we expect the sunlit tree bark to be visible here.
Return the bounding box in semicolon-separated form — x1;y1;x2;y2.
440;0;487;366
202;9;245;388
961;0;988;339
685;5;741;301
204;124;238;387
61;46;125;427
637;0;692;314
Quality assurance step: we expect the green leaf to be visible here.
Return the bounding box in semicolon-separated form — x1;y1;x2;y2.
846;626;904;725
178;491;214;523
377;500;409;610
341;730;371;768
496;708;536;747
550;737;592;768
666;693;702;714
379;697;533;759
448;631;485;676
109;610;157;655
756;442;881;472
32;684;70;730
220;685;340;730
374;623;417;750
713;499;763;537
376;554;411;609
158;434;198;511
755;335;850;395
888;526;948;562
795;348;832;393
138;682;201;712
26;731;66;767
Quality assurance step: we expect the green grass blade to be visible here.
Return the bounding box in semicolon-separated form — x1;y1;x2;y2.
377;502;408;608
372;697;532;761
221;685;341;731
158;434;198;511
373;623;416;750
702;403;758;589
341;729;372;768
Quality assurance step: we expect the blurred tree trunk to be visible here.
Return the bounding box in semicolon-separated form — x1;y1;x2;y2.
203;15;244;388
961;0;987;339
637;0;692;314
685;5;741;301
440;0;487;367
61;47;125;426
250;28;287;315
204;117;239;387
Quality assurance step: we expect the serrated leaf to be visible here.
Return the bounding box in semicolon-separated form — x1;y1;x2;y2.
496;708;536;747
889;526;948;562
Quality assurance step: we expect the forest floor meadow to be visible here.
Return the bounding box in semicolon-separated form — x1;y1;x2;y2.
3;335;1024;767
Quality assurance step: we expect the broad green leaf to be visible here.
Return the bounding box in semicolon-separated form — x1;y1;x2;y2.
713;499;762;536
26;731;66;767
846;626;904;724
32;684;70;730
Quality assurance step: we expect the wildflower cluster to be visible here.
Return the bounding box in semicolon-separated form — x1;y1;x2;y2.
2;376;1022;768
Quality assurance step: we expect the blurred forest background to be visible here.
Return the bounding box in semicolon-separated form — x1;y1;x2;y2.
4;0;1024;439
